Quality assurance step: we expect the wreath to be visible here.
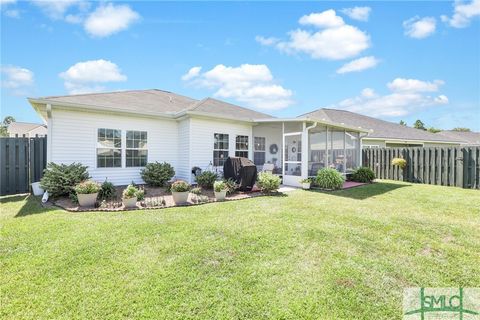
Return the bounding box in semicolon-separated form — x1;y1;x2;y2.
269;144;278;154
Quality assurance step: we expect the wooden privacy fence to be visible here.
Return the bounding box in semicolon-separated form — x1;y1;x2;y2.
0;136;47;196
362;146;480;189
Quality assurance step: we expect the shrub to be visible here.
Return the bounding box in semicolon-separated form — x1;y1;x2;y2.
213;181;227;192
316;168;344;190
135;188;145;201
256;172;281;193
351;167;375;183
223;178;237;195
195;171;217;189
392;157;407;169
74;180;100;194
190;187;202;195
40;162;90;198
171;180;190;192
122;185;139;199
300;178;313;184
98;179;116;200
140;162;175;187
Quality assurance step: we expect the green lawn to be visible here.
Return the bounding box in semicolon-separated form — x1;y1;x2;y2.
1;181;479;319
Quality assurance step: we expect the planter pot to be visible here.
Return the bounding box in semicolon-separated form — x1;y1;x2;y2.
123;197;137;208
214;190;227;201
31;182;44;196
302;182;311;190
77;193;98;207
172;191;189;204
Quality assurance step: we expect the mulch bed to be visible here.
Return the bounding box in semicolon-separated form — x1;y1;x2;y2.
53;185;270;212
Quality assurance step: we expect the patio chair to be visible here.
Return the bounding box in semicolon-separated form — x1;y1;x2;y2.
262;163;274;174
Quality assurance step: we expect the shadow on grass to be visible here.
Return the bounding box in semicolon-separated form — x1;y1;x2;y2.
309;181;410;200
0;194;53;218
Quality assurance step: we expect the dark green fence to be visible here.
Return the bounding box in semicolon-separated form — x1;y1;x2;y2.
362;146;480;189
0;136;47;196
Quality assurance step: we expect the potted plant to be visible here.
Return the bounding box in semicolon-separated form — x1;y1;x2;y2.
300;178;313;190
171;180;190;204
213;181;228;201
122;184;139;208
74;180;100;207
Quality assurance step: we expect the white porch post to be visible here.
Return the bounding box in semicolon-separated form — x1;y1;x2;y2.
301;122;308;180
281;122;285;178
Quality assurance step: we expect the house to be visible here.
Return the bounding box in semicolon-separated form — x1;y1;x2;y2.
435;130;480;146
301;108;463;148
7;121;47;138
28;89;368;187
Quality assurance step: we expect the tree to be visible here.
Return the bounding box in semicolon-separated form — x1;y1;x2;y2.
399;120;407;126
413;120;426;131
427;127;441;133
2;116;15;126
452;127;471;132
0;116;15;137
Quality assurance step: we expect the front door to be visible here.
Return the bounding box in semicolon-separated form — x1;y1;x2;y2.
283;132;302;187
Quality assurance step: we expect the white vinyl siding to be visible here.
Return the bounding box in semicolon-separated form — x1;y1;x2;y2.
176;118;191;182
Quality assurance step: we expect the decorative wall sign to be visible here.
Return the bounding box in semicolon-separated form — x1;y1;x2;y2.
269;144;278;154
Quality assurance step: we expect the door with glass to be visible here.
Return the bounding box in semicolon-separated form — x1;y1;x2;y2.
283;133;302;187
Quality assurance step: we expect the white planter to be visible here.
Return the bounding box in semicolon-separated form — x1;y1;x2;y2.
302;182;311;190
214;190;227;201
172;191;189;204
123;197;137;208
31;182;44;196
77;193;98;207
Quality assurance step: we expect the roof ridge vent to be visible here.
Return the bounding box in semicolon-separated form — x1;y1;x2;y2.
169;96;173;103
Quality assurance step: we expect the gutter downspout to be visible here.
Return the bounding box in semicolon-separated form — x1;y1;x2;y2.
46;104;52;163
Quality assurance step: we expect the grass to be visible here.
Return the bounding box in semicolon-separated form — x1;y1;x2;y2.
1;180;479;319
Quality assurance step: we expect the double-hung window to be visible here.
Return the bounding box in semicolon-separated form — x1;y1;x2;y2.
235;135;249;158
126;131;148;167
253;137;266;165
97;128;122;168
213;133;229;166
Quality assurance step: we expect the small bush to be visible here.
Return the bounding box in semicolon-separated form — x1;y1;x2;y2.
122;185;139;199
74;180;100;194
392;158;407;169
190;187;202;196
40;162;90;198
351;167;375;183
195;171;217;189
135;188;145;201
300;178;313;184
213;181;227;192
256;172;281;193
223;178;237;195
140;162;175;187
316;168;344;190
98;179;116;200
171;180;190;192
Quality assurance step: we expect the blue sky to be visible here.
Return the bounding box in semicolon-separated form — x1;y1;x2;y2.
1;1;479;130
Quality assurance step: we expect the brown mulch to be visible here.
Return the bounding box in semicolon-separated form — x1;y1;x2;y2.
53;185;270;212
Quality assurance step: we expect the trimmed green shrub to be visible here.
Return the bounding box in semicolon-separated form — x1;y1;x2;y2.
213;181;227;192
256;172;281;193
223;178;237;195
195;171;217;189
122;185;139;199
74;180;100;194
316;168;344;190
171;180;190;192
135;188;145;201
190;187;202;196
351;167;375;183
98;179;116;200
140;162;175;187
40;162;90;198
392;158;407;169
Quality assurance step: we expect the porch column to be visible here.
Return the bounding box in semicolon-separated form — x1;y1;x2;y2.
301;122;308;179
281;122;285;178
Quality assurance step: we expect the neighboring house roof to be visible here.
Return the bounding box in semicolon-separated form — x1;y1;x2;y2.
436;130;480;145
300;108;463;143
8;122;47;136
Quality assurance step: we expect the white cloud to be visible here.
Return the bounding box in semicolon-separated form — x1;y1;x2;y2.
30;0;85;20
4;9;19;18
0;0;16;5
258;9;370;60
329;78;448;117
255;35;279;46
341;7;371;22
84;3;140;38
336;56;379;74
1;65;34;96
59;59;127;94
182;64;294;110
403;16;436;39
441;0;480;28
181;66;202;81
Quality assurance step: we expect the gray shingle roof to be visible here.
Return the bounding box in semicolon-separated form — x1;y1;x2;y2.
301;108;463;143
8;122;46;135
189;98;274;120
436;131;480;145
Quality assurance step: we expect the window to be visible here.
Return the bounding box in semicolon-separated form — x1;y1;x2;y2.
126;131;148;167
97;128;122;168
213;133;229;166
253;137;266;165
235;135;249;158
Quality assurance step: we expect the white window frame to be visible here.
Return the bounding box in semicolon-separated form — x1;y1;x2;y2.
253;136;266;165
213;133;229;167
126;130;148;167
235;135;249;158
96;128;122;168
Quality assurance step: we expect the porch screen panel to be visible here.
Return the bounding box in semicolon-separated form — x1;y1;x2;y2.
308;127;327;176
330;131;345;173
345;132;360;172
284;134;302;176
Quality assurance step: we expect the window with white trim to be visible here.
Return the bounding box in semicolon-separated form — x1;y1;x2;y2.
253;137;266;165
97;128;122;168
126;130;148;167
235;135;249;158
213;133;229;166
